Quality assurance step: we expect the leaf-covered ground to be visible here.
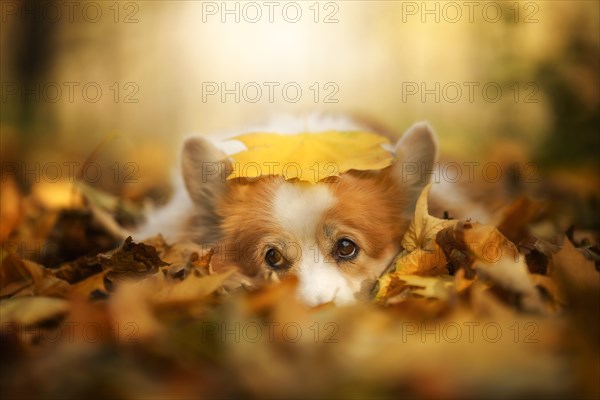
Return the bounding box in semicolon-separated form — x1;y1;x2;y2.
1;174;599;399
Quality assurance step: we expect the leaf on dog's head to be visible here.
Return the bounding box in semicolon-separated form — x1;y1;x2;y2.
227;131;394;183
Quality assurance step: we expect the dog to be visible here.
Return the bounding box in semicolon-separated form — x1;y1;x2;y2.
136;114;437;306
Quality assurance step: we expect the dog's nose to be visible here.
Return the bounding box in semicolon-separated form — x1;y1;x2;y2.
294;285;330;306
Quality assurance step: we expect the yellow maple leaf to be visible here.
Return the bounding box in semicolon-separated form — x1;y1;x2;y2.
226;131;394;183
401;184;456;252
394;184;456;275
375;184;456;303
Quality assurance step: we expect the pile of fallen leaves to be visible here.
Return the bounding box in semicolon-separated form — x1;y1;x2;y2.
1;177;599;399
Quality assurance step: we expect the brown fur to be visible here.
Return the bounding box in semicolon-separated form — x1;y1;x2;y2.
211;167;413;282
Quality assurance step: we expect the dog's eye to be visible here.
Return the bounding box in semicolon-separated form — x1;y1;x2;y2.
335;238;359;260
265;248;288;269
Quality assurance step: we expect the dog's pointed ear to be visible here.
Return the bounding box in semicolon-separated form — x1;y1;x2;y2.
390;122;438;211
182;137;231;206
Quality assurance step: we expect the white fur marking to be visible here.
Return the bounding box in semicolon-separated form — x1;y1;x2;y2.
272;183;355;306
273;183;335;240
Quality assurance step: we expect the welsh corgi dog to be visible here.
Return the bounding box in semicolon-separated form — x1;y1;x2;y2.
137;115;437;306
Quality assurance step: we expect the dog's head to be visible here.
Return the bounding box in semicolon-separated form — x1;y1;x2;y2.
182;123;437;305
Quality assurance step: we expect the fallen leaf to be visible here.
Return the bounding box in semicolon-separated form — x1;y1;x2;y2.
375;273;454;304
152;268;237;305
551;236;599;294
401;184;456;252
475;258;544;313
377;185;456;301
69;271;109;298
0;175;22;242
53;256;103;284
0;255;33;297
529;273;565;312
439;220;545;312
550;238;600;400
108;277;164;341
0;296;69;326
0;255;70;298
394;184;456;276
227;131;394;183
41;208;121;267
398;274;455;300
496;197;543;244
102;236;168;288
394;248;448;276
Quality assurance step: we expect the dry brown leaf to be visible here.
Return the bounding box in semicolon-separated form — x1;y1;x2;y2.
452;221;544;312
23;259;71;297
551;236;599;293
0;175;22;242
69;270;109;298
0;255;70;298
108;277;164;341
102;236;168;275
101;236;168;290
152;268;237;305
53;256;103;284
496;197;544;244
0;255;33;297
41;208;120;267
529;273;565;312
468;280;518;319
0;296;69;326
550;238;600;399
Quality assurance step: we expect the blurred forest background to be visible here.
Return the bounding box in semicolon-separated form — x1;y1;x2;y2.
1;0;598;227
